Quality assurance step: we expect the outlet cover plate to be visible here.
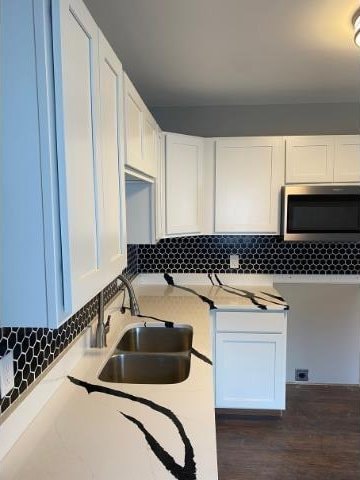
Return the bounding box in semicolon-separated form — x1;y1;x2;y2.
229;254;239;269
0;351;15;397
295;368;309;382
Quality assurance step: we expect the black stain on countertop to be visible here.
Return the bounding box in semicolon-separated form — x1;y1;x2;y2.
164;273;217;310
260;290;285;302
68;376;196;480
209;274;289;310
191;348;212;366
121;305;174;328
210;273;267;310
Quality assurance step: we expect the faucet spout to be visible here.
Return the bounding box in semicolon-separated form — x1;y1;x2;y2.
117;274;140;316
93;275;139;348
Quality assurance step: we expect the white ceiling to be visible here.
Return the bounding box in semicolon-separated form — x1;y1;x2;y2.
84;0;360;107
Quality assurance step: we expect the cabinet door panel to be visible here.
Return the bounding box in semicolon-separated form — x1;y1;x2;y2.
98;33;127;280
53;0;101;313
124;75;143;171
334;135;360;183
142;114;157;177
155;132;165;240
165;134;203;235
286;136;334;183
215;137;284;233
1;0;49;327
215;332;286;409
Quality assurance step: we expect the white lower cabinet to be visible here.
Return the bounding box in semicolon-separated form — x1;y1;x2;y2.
214;311;287;410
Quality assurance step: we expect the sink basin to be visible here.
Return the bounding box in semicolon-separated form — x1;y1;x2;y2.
98;353;190;384
99;325;193;384
115;325;193;353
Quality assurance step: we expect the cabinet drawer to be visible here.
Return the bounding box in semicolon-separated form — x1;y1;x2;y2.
216;311;285;333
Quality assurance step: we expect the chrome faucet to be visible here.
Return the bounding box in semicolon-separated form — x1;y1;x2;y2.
94;275;140;348
117;274;140;316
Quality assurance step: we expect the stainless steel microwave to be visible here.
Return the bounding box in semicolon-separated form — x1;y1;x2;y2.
282;185;360;241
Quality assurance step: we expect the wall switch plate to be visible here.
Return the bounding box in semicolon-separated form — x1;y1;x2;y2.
229;254;239;269
0;351;15;398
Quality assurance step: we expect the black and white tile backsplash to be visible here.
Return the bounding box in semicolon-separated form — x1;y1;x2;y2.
0;245;138;417
138;235;360;275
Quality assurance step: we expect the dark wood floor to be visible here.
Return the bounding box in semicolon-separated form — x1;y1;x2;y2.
216;385;360;480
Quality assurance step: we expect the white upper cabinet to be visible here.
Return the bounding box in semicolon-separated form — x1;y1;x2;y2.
124;74;143;172
124;74;157;177
215;137;284;234
142;111;158;178
164;133;204;236
53;0;104;313
122;76;162;245
98;32;127;282
155;132;166;240
334;135;360;183
53;0;128;314
1;0;64;328
285;136;335;184
285;135;360;184
1;0;128;327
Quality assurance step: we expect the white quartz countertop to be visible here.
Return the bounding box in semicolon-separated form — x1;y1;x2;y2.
0;276;288;480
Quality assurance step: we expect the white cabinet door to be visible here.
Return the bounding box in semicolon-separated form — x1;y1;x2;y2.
286;136;334;183
215;332;286;410
124;74;143;173
1;0;65;328
98;32;127;282
165;133;204;235
53;0;102;313
334;135;360;183
215;137;284;233
142;112;158;178
123;74;158;178
155;132;166;240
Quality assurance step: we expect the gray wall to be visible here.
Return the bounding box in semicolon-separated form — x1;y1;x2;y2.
151;103;360;137
276;284;360;385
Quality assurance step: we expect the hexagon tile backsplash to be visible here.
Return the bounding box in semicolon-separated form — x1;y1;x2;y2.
138;235;360;274
0;245;138;417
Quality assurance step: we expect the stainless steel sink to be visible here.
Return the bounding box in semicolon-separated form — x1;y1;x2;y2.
115;325;193;353
99;325;193;384
98;352;190;384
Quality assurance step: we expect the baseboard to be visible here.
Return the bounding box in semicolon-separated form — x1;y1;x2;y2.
215;408;283;417
286;382;360;387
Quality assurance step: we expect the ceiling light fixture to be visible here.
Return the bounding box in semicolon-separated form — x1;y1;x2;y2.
354;12;360;46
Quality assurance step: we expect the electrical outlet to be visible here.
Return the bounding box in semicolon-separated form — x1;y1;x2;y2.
0;351;15;398
295;368;309;382
229;254;239;269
